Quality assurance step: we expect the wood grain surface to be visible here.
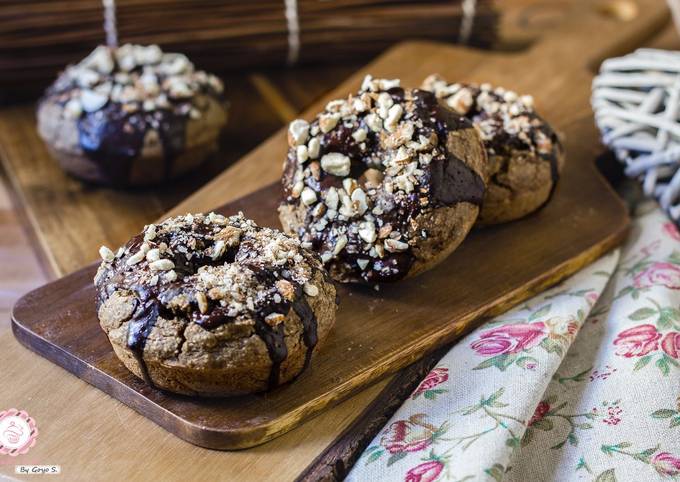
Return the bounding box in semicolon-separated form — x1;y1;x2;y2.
0;0;499;100
0;0;674;480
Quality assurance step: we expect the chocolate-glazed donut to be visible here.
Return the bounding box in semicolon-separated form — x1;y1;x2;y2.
95;212;336;397
37;44;228;186
422;76;564;225
279;75;487;284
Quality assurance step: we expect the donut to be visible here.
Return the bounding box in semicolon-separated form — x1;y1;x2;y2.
37;44;227;186
278;75;487;284
94;212;336;396
422;76;564;224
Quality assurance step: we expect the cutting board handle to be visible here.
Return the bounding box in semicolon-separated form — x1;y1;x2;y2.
524;0;670;71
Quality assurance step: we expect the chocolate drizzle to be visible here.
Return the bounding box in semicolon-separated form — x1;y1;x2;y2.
76;105;188;185
126;298;159;387
95;214;326;393
430;155;486;206
291;285;319;370
253;313;288;389
247;269;319;388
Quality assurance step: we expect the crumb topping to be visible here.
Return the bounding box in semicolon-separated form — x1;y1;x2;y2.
421;75;556;158
46;44;224;120
95;212;323;328
281;75;484;283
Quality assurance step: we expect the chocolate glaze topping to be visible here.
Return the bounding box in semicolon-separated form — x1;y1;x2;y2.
280;75;485;283
422;76;563;191
41;44;225;185
95;213;327;391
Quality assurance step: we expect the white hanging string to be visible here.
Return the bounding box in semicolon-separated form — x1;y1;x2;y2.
284;0;300;65
103;0;118;48
458;0;477;45
668;0;680;37
283;0;476;64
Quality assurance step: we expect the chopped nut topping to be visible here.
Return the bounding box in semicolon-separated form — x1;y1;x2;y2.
384;104;403;131
146;248;161;262
325;188;339;210
96;213;327;335
99;246;115;262
342;178;357;196
196;291;209;314
384;238;409;252
333;235;348;255
422;75;550;158
276;279;295;301
319;114;340;133
126;243;149;266
352;128;367;142
447;88;474;115
308;137;321;159
303;283;319;297
320;152;351;177
351;188;368;215
211;240;226;260
265;312;285;326
365;113;383;132
144;224;157;241
149;259;175;271
362;168;384;187
49;44;224;120
358;222;377;243
301;187;318;206
296;145;309;163
215;226;242;247
288;119;310;147
379;224;393;238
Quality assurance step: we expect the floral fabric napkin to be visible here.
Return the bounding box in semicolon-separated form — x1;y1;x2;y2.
348;206;680;482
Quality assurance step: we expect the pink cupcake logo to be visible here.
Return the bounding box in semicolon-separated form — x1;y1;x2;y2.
0;409;38;456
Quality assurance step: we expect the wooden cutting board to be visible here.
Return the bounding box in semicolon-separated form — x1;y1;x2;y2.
11;0;662;447
13;161;627;450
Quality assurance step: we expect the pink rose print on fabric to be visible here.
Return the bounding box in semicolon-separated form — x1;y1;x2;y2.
613;324;661;357
586;292;600;306
545;316;579;349
652;452;680;477
412;367;448;400
589;365;618;381
471;322;546;356
528;401;551;426
663;222;680;242
634;262;680;290
661;332;680;359
381;416;438;454
637;240;662;259
404;460;444;482
603;405;623;426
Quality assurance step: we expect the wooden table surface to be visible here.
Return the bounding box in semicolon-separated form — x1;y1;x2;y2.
1;2;677;480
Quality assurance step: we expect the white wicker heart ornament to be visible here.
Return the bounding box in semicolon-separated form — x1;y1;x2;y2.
592;48;680;219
